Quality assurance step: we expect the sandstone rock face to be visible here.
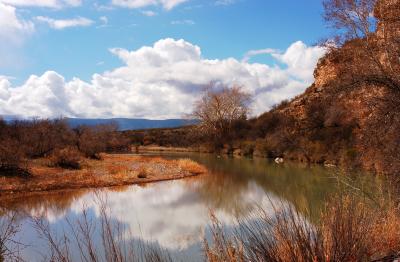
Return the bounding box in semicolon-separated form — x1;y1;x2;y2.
314;57;338;88
268;0;400;175
375;0;400;22
375;0;400;67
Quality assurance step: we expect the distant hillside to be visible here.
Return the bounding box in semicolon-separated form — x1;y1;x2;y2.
0;116;197;131
66;118;197;131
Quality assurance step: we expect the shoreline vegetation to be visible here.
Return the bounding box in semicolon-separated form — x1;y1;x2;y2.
0;118;207;198
0;154;207;198
1;0;400;260
1;194;399;262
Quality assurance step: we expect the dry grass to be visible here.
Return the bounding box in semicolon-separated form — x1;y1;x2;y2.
176;158;208;174
0;154;207;197
204;195;400;262
1;192;398;262
137;166;148;179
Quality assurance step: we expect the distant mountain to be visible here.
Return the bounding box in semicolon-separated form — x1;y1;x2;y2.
0;116;196;131
66;118;196;131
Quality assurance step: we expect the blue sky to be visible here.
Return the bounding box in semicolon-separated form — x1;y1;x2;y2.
0;0;328;119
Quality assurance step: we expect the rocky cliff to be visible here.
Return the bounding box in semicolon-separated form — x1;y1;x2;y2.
266;0;400;175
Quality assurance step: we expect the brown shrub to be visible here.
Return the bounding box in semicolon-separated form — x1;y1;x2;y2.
49;147;81;169
0;138;28;177
204;195;400;262
137;166;148;178
17;119;76;158
106;132;131;153
176;159;207;174
75;126;107;159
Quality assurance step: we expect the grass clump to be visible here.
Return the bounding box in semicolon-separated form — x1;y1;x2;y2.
204;195;400;262
176;158;207;174
137;166;148;179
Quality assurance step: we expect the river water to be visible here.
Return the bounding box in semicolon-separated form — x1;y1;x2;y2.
0;153;382;261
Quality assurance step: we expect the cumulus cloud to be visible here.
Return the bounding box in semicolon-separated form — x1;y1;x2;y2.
111;0;189;10
0;0;82;8
271;41;325;83
36;16;94;29
0;3;34;41
0;38;325;119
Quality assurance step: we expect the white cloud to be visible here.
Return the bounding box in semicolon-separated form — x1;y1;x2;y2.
159;0;188;10
0;38;325;119
141;10;157;16
93;3;115;11
99;16;108;24
36;16;94;29
0;3;34;69
0;3;34;42
242;48;278;63
111;0;157;9
111;0;189;10
215;0;235;6
272;41;325;82
171;19;194;25
0;0;82;8
97;16;110;28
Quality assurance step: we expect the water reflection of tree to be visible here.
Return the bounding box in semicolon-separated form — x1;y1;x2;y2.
0;189;88;219
191;155;383;221
194;171;255;217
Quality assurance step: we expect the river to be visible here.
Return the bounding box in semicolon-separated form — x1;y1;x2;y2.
0;153;383;261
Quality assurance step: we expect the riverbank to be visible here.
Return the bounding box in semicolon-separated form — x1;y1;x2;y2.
0;154;207;198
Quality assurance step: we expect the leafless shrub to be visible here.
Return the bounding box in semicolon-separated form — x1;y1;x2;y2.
17;119;76;159
0;138;27;177
49;146;82;170
0;212;23;261
204;195;400;262
32;196;174;262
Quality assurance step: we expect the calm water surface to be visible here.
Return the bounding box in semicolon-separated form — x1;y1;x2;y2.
0;153;382;261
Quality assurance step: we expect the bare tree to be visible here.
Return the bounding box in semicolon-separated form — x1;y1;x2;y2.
192;84;251;144
322;0;400;91
323;0;376;42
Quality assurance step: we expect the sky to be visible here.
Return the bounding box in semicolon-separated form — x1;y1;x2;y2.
0;0;328;119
